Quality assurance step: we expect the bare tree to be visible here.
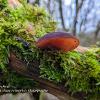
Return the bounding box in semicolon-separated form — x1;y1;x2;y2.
58;0;67;31
94;21;100;39
72;0;85;35
47;0;55;15
47;0;51;14
79;0;94;33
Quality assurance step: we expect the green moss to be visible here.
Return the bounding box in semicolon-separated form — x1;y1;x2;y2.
0;0;56;89
38;50;100;92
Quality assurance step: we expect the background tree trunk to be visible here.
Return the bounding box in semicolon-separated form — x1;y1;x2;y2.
72;0;85;35
94;21;100;39
58;0;67;31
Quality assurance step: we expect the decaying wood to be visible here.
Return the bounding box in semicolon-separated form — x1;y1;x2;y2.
74;46;89;53
8;52;77;100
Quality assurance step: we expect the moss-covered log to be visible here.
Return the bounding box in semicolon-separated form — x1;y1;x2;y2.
8;52;78;100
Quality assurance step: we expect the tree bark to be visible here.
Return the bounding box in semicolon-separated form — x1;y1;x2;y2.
58;0;67;31
72;0;85;36
94;21;100;39
47;0;51;14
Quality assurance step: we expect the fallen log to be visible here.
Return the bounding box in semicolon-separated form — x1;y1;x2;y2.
8;52;77;100
8;46;90;100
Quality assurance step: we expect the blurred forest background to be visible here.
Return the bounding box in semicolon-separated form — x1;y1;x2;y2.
28;0;100;46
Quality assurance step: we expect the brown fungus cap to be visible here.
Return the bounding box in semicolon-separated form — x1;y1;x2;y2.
36;32;79;52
